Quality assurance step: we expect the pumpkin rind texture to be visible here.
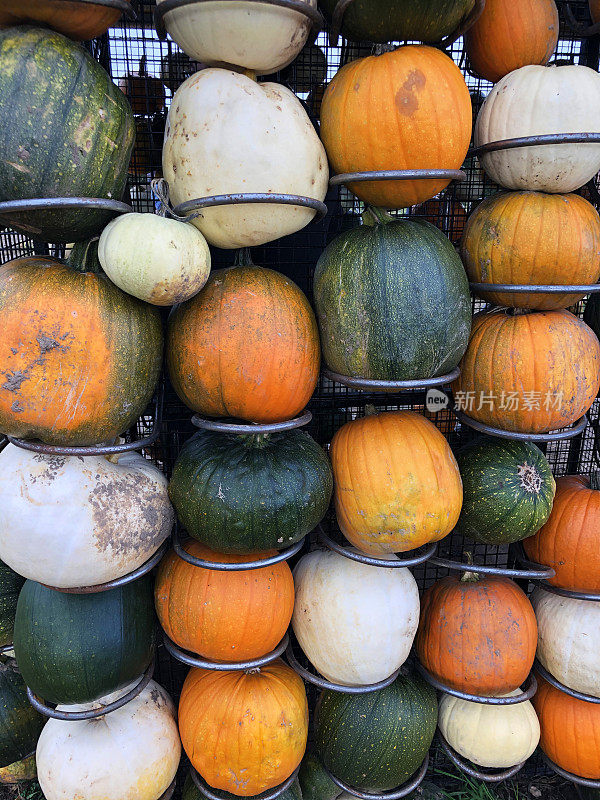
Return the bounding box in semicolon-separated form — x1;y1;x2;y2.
0;561;24;648
179;661;308;797
456;436;555;545
169;429;332;553
474;65;600;193
292;550;420;686
0;27;135;242
320;46;472;209
298;753;341;800
330;410;463;555
465;0;558;83
453;309;600;433
461;191;600;310
0;752;36;784
313;218;471;380
0;661;44;769
167;265;320;423
0;1;129;40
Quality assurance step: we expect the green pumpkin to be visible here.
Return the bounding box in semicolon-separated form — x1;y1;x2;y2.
13;577;155;705
320;0;475;43
0;561;24;648
182;773;303;800
169;429;332;553
299;752;341;800
0;26;134;242
314;671;437;792
456;436;556;545
0;751;36;784
313;213;471;381
0;661;43;769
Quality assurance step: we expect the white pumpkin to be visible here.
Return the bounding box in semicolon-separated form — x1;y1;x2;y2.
474;64;600;193
0;444;174;588
98;213;211;306
438;691;540;769
292;549;420;686
162;68;329;249
531;587;600;698
36;679;181;800
156;0;316;75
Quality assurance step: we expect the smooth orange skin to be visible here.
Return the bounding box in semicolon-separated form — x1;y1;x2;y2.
453;309;600;433
461;192;600;310
154;540;294;662
320;45;472;209
416;575;538;695
0;0;127;40
167;266;320;423
330;410;463;556
465;0;559;83
179;661;308;797
534;674;600;779
523;476;600;591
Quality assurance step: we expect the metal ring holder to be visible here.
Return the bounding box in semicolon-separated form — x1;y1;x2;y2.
530;580;600;602
0;197;132;231
454;410;588;443
560;0;600;37
321;754;429;800
329;169;466;190
26;657;155;721
173;529;306;570
191;411;312;435
169;194;328;224
0;644;13;655
163;630;289;671
436;732;526;784
159;779;177;800
415;662;538;705
472;132;600;158
190;764;301;800
469;282;600;296
541;752;600;788
319;527;438;569
322;368;460;393
429;552;555;581
535;661;600;704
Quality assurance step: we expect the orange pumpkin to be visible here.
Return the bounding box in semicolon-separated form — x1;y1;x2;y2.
461;191;600;310
166;264;320;423
523;475;600;592
533;674;600;779
453;309;600;433
0;0;129;40
320;45;472;209
179;661;308;797
154;540;294;662
416;574;537;695
330;409;463;556
413;196;467;246
465;0;559;83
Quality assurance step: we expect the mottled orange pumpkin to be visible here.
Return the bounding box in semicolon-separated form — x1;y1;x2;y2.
154;540;294;662
453;309;600;433
465;0;559;83
320;45;472;209
167;265;320;423
461;192;600;310
413;196;467;246
0;0;129;40
330;409;463;556
179;661;308;797
416;574;537;695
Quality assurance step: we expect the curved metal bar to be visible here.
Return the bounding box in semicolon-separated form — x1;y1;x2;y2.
159;779;177;800
415;663;537;705
469;282;600;294
322;368;460;391
0;197;132;215
560;1;600;37
439;0;486;48
535;661;600;704
321;755;429;800
530;580;600;602
329;169;466;186
454;410;588;443
190;765;301;800
171;194;328;224
191;411;312;435
319;529;438;569
428;554;555;580
26;658;155;721
0;644;13;655
541;752;600;787
173;530;306;570
163;631;289;670
437;732;526;783
472;133;600;157
329;0;355;45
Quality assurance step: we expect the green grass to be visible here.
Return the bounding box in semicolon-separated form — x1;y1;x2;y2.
422;770;520;800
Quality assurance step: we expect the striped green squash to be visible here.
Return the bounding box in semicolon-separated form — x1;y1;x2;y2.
182;773;303;800
456;436;556;545
314;671;437;792
313;213;471;381
0;661;43;769
0;561;24;648
0;26;134;242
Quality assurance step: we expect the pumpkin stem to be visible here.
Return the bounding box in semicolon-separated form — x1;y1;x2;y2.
590;471;600;491
362;206;394;227
138;54;148;77
460;551;480;583
373;44;398;56
234;248;255;268
242;433;271;449
66;238;102;274
242;69;257;82
364;404;379;417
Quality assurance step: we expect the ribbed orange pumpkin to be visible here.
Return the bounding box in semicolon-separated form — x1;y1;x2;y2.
179;661;308;797
330;409;463;556
154;540;294;662
533;674;600;779
416;574;537;695
453;309;600;433
523;475;600;592
320;45;472;209
0;0;129;40
167;264;320;423
465;0;559;83
461;192;600;310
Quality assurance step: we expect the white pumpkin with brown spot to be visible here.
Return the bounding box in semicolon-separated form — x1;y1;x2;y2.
36;679;181;800
162;68;329;249
0;444;173;588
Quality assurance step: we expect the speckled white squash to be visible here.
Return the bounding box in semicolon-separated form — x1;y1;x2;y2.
0;445;173;588
438;691;540;768
162;69;329;249
475;65;600;192
36;680;181;800
531;587;600;698
292;549;420;686
98;213;211;306
155;0;316;75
